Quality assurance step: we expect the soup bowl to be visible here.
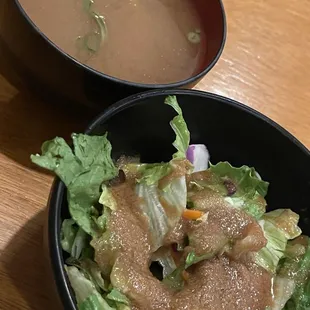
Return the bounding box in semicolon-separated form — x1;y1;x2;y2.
0;1;226;109
45;89;310;309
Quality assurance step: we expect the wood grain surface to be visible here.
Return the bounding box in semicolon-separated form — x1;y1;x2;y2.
0;0;309;309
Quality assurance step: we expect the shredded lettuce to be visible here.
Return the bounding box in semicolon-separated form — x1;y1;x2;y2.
277;237;310;309
66;261;132;309
61;219;79;254
271;276;296;310
136;183;170;250
155;252;177;278
106;289;130;305
137;162;172;186
115;305;130;310
164;96;190;159
71;227;89;259
66;258;108;292
256;209;302;273
82;259;108;292
61;219;91;259
134;97;191;250
211;162;268;219
163;251;215;291
162;266;184;291
31;133;118;237
136;173;188;250
95;206;111;232
160;175;187;212
136;96;190;186
185;251;214;269
79;294;114;310
263;209;302;240
188;162;269;219
65;266;114;309
99;185;117;211
209;162;269;197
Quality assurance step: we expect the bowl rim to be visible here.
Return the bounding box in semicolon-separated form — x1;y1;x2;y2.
14;0;227;88
48;89;310;310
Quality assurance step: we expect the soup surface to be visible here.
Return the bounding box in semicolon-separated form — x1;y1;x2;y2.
19;0;207;84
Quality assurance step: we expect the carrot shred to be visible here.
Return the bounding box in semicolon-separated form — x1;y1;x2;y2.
182;209;204;220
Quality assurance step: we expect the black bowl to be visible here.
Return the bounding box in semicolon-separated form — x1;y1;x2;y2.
46;89;310;309
0;1;226;109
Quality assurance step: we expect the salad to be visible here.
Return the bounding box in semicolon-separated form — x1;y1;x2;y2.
31;96;310;310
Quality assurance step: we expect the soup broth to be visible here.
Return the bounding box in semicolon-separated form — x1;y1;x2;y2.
18;0;207;84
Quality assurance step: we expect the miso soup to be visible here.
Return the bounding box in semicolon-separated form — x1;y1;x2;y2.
19;0;207;84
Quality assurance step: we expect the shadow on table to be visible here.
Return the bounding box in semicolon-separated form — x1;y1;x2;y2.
2;210;63;310
0;91;96;170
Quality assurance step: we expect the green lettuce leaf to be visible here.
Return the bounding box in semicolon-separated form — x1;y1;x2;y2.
162;266;184;291
82;259;109;292
106;289;130;305
132;98;191;250
256;220;288;274
79;294;115;310
185;251;215;269
99;185;117;211
189;162;269;219
65;266;115;310
66;258;109;293
136;96;190;186
211;162;268;219
95;206;111;232
71;227;89;259
284;280;310;309
209;162;268;197
155;252;177;278
136;183;170;250
282;242;306;259
263;209;302;240
61;219;78;254
163;251;215;291
137;163;172;186
255;209;302;273
71;133;116;174
115;305;130;310
164;95;190;159
271;276;296;310
278;237;310;310
31;137;81;185
31;133;118;237
60;219;91;259
136;171;188;250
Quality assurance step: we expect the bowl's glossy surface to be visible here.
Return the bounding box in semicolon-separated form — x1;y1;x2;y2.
47;89;310;309
0;1;226;109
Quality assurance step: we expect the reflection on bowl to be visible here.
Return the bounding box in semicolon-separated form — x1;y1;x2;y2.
0;1;226;109
46;89;310;309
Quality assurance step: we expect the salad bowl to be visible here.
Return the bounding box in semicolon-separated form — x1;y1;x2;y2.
37;89;310;309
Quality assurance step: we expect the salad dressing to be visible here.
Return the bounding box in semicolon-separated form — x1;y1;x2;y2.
93;181;152;272
93;173;272;310
171;257;272;309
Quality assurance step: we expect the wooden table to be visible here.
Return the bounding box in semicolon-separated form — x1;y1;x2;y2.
0;0;309;309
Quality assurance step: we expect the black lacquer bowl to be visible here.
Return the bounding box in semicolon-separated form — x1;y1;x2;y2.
46;90;310;309
0;1;226;109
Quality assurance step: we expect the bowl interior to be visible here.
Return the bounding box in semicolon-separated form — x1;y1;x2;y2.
51;89;310;309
